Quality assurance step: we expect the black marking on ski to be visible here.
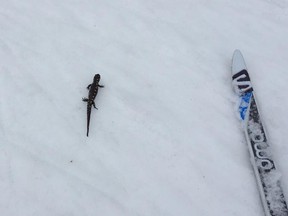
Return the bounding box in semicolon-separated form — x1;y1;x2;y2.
232;69;253;94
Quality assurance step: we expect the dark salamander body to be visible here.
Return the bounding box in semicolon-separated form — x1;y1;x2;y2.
82;74;104;136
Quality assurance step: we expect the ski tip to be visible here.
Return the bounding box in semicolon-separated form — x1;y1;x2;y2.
233;49;241;55
232;49;247;76
232;50;243;62
231;50;253;95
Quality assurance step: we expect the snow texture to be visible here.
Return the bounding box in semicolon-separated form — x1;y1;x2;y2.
263;170;287;216
1;0;288;216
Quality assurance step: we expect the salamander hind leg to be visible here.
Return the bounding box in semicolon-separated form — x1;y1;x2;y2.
92;101;98;109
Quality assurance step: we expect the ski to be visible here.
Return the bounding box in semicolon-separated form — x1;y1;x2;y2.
232;50;288;216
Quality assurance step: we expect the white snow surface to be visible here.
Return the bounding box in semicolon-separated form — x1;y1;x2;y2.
1;0;288;215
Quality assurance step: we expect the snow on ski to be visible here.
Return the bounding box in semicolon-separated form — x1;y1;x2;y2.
232;50;288;216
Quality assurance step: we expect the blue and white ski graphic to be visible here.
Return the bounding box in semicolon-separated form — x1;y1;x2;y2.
232;50;288;216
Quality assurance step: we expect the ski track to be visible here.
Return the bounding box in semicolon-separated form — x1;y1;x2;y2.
1;0;288;215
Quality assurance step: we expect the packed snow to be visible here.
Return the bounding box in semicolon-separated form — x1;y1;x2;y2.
1;0;288;215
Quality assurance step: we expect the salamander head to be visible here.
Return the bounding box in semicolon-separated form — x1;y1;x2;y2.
93;74;101;83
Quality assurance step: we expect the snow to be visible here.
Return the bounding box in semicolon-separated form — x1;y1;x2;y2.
1;0;288;215
263;169;287;216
